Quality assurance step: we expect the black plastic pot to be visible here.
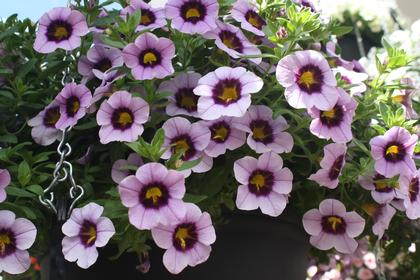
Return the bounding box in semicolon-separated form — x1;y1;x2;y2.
45;209;309;280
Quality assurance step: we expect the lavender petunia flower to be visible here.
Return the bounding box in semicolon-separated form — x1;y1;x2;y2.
118;162;187;230
55;83;92;130
34;7;89;53
235;105;294;153
62;202;115;269
302;199;365;254
121;0;166;32
201;117;246;157
151;203;216;274
230;0;266;36
123;32;175;80
333;67;368;96
308;88;357;143
0;169;11;203
399;169;420;220
325;41;354;70
362;203;396;239
293;0;317;13
27;101;61;146
96;91;149;144
78;45;123;83
165;0;219;34
161;117;212;177
233;152;293;217
203;21;262;64
276;50;340;110
369;126;418;178
309;143;347;189
391;78;418;119
194;66;264;120
111;153;144;184
0;210;37;274
158;72;202;118
358;172;404;204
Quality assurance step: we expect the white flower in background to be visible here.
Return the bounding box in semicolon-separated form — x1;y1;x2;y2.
319;0;398;33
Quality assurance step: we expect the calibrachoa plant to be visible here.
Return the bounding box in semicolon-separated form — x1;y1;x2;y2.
0;0;419;278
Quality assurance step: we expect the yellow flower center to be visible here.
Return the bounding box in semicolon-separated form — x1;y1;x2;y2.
299;71;316;87
321;109;336;119
247;16;260;28
250;173;266;190
145;187;163;205
212;126;229;142
186;8;201;19
81;226;97;246
0;234;11;255
174;139;190;155
223;37;236;49
252;125;267;141
392;95;404;104
45;108;61;126
68;99;80;114
180;94;197;110
386;145;399;156
327;216;343;232
143;52;158;65
141;14;151;25
218;86;238;103
362;203;379;217
54;26;69;40
175;227;192;250
117;112;133;127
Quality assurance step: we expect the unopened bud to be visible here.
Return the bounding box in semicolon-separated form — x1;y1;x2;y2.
276;26;288;39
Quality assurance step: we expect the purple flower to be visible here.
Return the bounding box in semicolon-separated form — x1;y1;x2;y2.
27;101;61;146
230;0;266;36
309;143;347;189
276;50;339;110
151;203;216;274
121;0;166;32
90;71;125;107
165;0;219;34
118;162;187;230
62;202;115;269
399;169;420;219
96;91;149;144
233;152;293;217
358;172;404;204
0;169;11;203
111;153;144;184
302;199;365;254
392;78;418;119
369;126;418;178
161;117;212;177
34;7;89;53
363;203;396;239
158;72;201;118
55;83;92;129
293;0;317;12
203;21;262;64
326;41;354;70
0;210;37;274
194;66;264;120
308;88;357;143
78;45;123;83
201;117;246;157
235;105;293;153
333;67;368;96
123;32;175;80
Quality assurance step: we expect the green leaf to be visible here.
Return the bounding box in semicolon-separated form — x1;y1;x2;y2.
6;186;36;198
17;161;31;187
177;157;202;171
100;35;126;49
16;59;37;78
127;10;141;33
331;26;353;37
26;185;44;195
151;128;165;153
184;193;208;203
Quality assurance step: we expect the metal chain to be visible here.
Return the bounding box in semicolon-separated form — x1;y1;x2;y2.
39;50;84;220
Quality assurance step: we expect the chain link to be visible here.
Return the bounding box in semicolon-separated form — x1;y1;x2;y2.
39;125;85;219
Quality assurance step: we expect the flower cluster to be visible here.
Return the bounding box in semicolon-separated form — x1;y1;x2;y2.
0;0;419;277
